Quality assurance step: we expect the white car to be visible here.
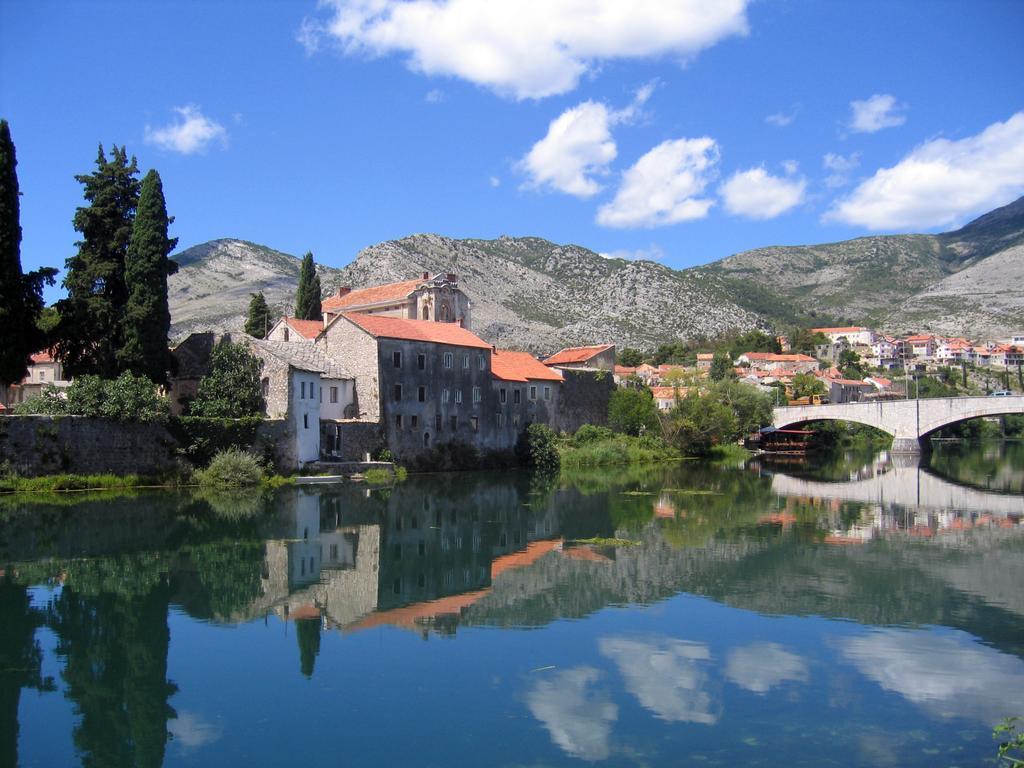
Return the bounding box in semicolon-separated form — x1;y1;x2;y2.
989;390;1012;396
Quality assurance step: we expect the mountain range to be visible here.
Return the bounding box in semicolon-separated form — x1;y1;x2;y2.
168;196;1024;352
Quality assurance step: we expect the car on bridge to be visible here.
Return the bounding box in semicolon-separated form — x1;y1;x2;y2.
989;390;1013;397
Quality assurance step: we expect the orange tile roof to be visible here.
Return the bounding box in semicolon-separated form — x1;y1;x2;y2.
696;353;715;360
905;334;934;343
543;344;614;365
340;313;492;349
614;365;637;375
492;349;563;382
283;317;323;339
650;386;686;399
811;326;868;334
29;350;54;364
322;278;423;312
740;352;817;362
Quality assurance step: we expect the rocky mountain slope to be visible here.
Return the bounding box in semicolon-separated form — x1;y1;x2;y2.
168;196;1024;349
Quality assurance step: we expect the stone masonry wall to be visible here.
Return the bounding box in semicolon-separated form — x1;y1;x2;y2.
0;416;295;476
552;369;616;433
320;420;384;461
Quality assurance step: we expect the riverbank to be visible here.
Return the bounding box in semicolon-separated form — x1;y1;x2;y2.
557;429;681;468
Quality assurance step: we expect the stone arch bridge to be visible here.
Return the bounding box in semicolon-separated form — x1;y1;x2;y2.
773;395;1024;453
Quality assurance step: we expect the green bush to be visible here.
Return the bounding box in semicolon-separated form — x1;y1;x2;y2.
572;424;616;445
14;372;169;421
608;388;660;436
168;416;263;468
516;423;560;473
193;449;264;488
190;341;264;418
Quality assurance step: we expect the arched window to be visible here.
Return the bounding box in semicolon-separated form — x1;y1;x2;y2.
439;304;450;322
422;305;430;320
424;432;430;447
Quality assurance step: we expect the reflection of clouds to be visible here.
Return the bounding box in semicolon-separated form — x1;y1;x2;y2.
527;667;617;762
725;642;809;694
840;629;1024;722
169;711;223;750
599;636;718;724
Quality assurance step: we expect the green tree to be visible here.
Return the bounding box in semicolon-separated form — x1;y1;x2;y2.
709;351;736;382
296;618;322;678
791;372;827;399
789;327;828;355
617;347;644;367
118;170;178;383
728;329;780;359
608;388;660;436
838;348;866;380
667;393;738;456
515;423;560;473
55;145;141;378
244;291;272;338
190;341;264;418
0;119;56;386
713;380;773;435
15;372;169;421
294;251;322;321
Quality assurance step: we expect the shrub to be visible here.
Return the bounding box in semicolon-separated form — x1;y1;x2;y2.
363;468;394;485
374;447;395;462
516;423;560;473
194;449;264;487
169;416;263;468
14;372;169;421
190;341;264;418
608;388;660;436
572;424;616;445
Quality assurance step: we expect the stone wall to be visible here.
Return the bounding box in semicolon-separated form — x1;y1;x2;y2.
553;369;615;433
0;415;295;476
320;420;384;461
317;317;381;421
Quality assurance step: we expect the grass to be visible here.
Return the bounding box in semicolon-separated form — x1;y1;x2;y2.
708;444;753;463
362;466;407;485
557;434;681;469
570;537;641;547
0;473;150;493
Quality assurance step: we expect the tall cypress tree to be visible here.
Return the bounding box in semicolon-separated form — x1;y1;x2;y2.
0;119;56;386
244;291;272;338
118;170;178;383
294;251;322;321
54;145;140;379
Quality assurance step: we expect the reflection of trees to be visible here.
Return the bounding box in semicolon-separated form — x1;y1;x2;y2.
295;619;321;679
47;581;177;768
0;574;54;768
927;442;1024;494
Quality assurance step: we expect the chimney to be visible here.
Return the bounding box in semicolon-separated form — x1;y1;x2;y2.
337;286;351;297
447;273;457;284
422;271;430;280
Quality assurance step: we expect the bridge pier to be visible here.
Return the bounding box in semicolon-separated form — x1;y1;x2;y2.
891;437;927;454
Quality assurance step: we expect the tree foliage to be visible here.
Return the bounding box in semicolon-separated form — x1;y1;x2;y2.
664;382;773;456
709;351;736;381
728;329;780;359
608;388;660;436
55;145;141;378
14;372;169;421
789;327;828;355
617;347;644;367
515;423;560;473
190;341;264;418
791;372;827;399
118;170;178;383
244;291;272;338
838;348;865;380
0;119;56;385
294;252;322;321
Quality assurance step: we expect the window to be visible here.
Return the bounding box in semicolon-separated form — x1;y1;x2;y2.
435;414;442;430
417;353;426;370
393;384;402;401
470;416;479;432
478;354;486;370
530;385;537;401
330;544;338;561
319;387;322;403
513;414;520;427
393;351;402;368
411;415;418;428
500;388;507;404
463;354;469;369
496;413;504;427
283;328;289;342
450;415;458;431
330;386;338;403
514;389;521;404
418;386;426;402
444;352;453;368
303;413;309;429
395;414;403;428
300;381;306;399
472;386;481;403
544;385;551;401
442;388;450;403
455;389;463;404
39;370;45;381
424;432;430;447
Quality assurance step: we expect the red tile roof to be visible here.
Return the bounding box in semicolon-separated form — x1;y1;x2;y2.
340;312;492;349
322;278;423;312
614;365;637;376
651;386;686;399
492;349;563;382
543;344;614;366
740;352;817;363
29;350;54;364
811;326;868;334
283;317;323;339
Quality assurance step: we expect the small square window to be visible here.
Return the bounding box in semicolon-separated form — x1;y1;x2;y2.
444;352;453;368
463;354;469;369
496;413;504;427
530;385;537;400
393;351;402;368
418;354;426;370
395;414;403;428
470;416;479;432
330;386;338;403
544;385;551;401
500;389;507;404
450;415;458;431
418;386;426;402
300;381;306;399
455;390;463;404
472;386;481;403
435;414;442;430
478;354;485;370
393;384;402;401
514;389;521;404
442;388;450;403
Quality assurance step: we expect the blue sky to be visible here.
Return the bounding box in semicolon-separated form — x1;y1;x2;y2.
2;0;1023;302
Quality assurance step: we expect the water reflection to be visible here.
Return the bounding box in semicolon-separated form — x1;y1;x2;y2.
0;443;1021;766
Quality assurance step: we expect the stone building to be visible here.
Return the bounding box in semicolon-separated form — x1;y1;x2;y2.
321;272;472;329
266;316;322;344
543;344;616;371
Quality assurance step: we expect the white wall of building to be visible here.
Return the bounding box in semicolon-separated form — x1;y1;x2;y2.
292;370;322;464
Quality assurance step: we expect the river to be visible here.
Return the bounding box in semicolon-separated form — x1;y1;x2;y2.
1;441;1022;767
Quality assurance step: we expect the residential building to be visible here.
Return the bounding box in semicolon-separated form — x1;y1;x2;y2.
696;353;714;371
821;375;874;404
266;316;323;344
321;272;472;329
811;326;876;346
735;352;819;374
650;386;685;411
543;344;616;371
904;334;936;360
490;349;564;430
3;350;73;406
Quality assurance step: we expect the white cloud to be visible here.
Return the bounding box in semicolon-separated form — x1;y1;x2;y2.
782;159;799;175
519;84;655;197
303;0;750;100
145;106;227;155
823;151;860;188
599;636;718;724
765;110;795;127
489;175;501;188
527;667;618;761
840;628;1024;723
719;166;806;219
598;244;665;261
826;111;1024;229
169;712;223;751
725;643;809;694
849;94;906;133
597;137;719;228
425;88;445;103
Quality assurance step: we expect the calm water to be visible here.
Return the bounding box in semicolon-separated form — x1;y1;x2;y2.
2;443;1024;767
